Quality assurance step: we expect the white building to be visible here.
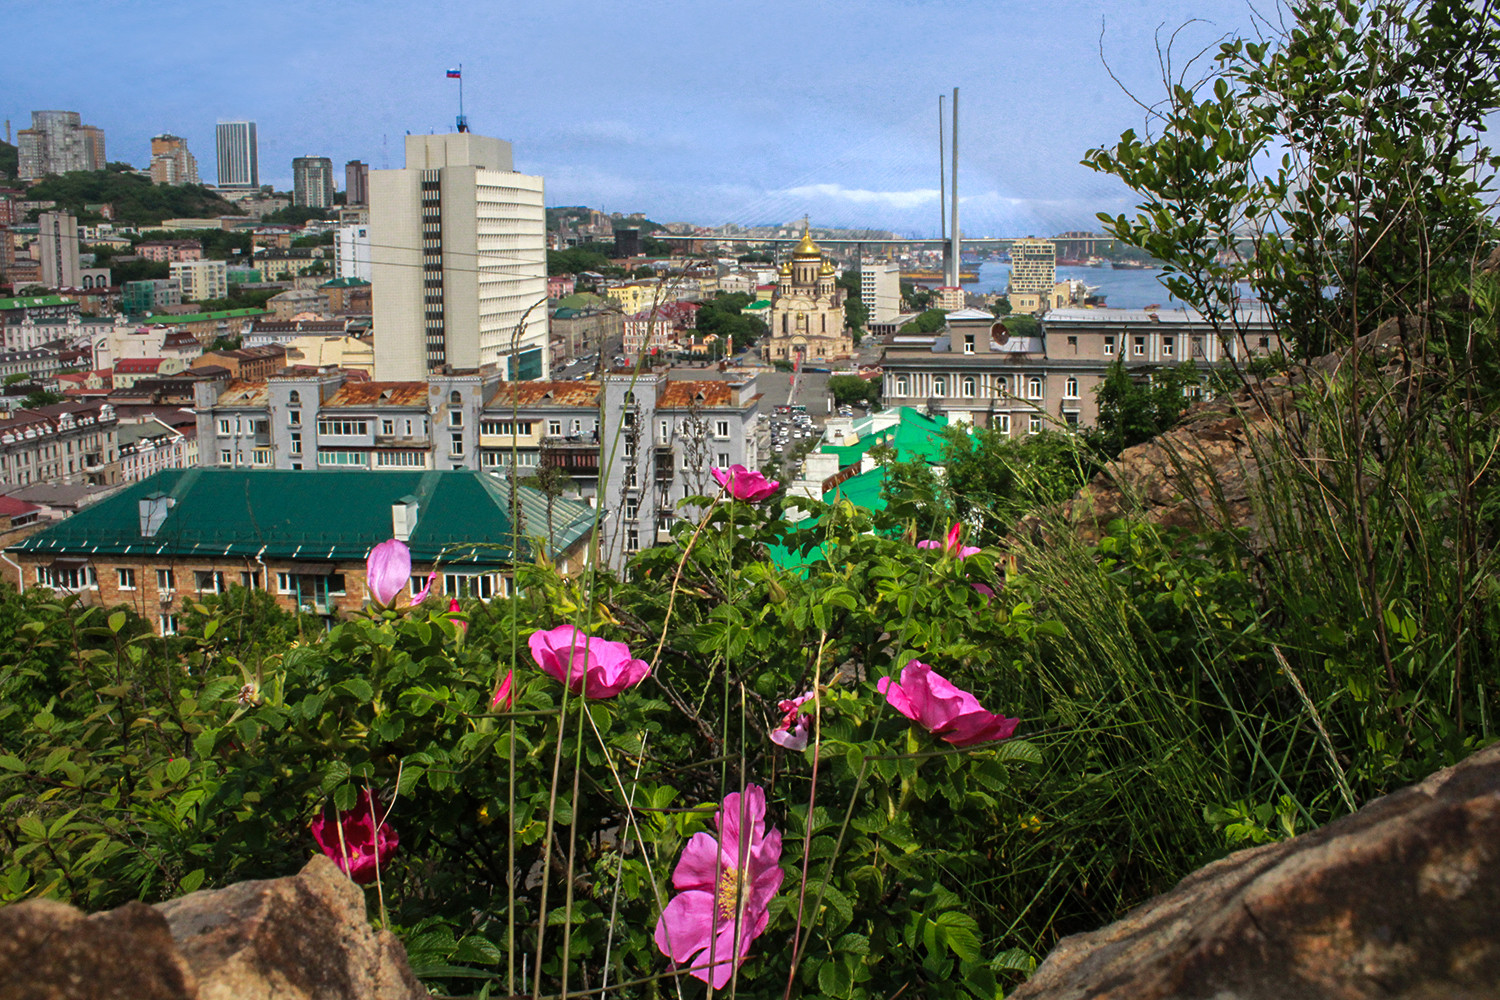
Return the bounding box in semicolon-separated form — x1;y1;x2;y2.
335;224;372;282
18;111;105;181
170;260;229;303
859;259;902;324
38;212;80;289
215;121;259;191
370;132;549;381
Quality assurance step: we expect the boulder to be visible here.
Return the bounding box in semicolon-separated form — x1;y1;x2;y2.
1010;742;1500;1000
0;856;426;1000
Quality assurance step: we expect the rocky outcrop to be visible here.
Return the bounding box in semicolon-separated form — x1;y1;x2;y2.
1009;742;1500;1000
0;856;426;1000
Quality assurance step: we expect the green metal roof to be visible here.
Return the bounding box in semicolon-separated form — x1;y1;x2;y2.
554;292;606;310
10;469;594;567
819;407;949;468
0;295;75;311
320;277;371;288
142;308;269;326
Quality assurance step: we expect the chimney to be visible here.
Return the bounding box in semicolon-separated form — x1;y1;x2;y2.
139;493;174;538
392;495;420;541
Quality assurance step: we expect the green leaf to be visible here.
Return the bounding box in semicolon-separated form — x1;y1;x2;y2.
179;868;205;893
990;738;1043;765
0;754;25;772
165;758;191;783
108;611;126;633
818;956;854;998
935;910;982;962
320;760;352;793
16;815;46;841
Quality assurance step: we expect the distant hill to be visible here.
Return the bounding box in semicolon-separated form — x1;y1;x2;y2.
0;140;16;182
21;165;244;224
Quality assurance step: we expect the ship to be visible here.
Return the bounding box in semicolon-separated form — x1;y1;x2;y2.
901;268;980;283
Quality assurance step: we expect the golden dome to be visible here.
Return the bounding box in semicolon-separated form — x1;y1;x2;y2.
819;259;836;275
778;260;792;276
792;224;822;259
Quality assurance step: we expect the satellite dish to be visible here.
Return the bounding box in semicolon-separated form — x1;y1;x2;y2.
991;321;1009;344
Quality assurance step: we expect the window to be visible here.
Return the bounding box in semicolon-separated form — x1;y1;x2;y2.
443;573;496;600
715;419;730;439
217;418;231;436
117;567;136;590
547;419;563;436
290;433;302;455
319;451;366;466
932;377;946;397
1258;337;1270;349
450;433;463;456
895;376;908;396
1133;336;1146;356
658;419;670;444
1064;377;1079;399
1064;412;1079;428
289;409;301;426
626;467;639;488
1103;336;1115;356
195;571;225;594
1162;336;1175;358
288;391;300;404
241;570;260;589
375;451;426;468
626;529;640;552
996;414;1011;434
328;574;346;595
1067;335;1078;351
1028;414;1043;434
318;420;369;436
1027;377;1043;400
448;410;463;427
220;448;234;465
962;376;976;398
481;420;533;436
37;565;95;590
251;448;271;465
159;614;179;636
449;390;462;405
963;333;975;354
625;498;639;520
716;452;730;468
381;419;395;435
157;568;175;592
571;419;582;435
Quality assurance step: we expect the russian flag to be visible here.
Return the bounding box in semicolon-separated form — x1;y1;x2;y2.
446;68;461;78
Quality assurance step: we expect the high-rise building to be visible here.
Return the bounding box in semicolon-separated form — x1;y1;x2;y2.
335;224;372;281
149;134;200;185
38;212;81;289
1007;239;1057;294
293;156;335;208
215;121;259;191
859;259;902;324
17;111;105;180
170;259;228;302
370;132;548;381
345;160;369;206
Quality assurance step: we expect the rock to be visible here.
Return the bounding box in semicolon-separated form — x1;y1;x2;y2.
0;898;197;1000
0;856;427;1000
1009;742;1500;1000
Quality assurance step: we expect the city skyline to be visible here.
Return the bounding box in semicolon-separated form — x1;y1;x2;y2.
6;0;1275;236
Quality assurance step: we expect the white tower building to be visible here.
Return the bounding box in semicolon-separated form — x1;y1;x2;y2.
370;132;549;380
215;121;259;191
859;259;902;324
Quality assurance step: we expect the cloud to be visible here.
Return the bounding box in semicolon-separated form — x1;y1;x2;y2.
778;183;941;210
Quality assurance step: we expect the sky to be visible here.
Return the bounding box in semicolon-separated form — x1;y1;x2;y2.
4;0;1278;237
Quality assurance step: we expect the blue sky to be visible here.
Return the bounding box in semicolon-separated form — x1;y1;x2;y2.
5;0;1271;236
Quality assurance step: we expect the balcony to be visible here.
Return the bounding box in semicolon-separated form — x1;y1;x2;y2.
654;445;674;481
539;436;599;473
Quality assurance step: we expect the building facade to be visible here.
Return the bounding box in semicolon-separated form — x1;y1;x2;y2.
170;259;229;302
880;307;1284;433
215;121;259;191
17;111;106;181
0;401;119;487
149;134;200;186
1007;239;1057;313
763;227;851;362
335;223;372;281
370;132;549;380
860;260;902;324
37;212;80;289
345;160;369;205
292;156;335;208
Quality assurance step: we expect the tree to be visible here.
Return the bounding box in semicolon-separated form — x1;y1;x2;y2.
259;205;331;226
901;282;932;311
1089;358;1201;458
828;374;880;409
1002;315;1040;338
1084;0;1500;361
898;308;948;334
21;390;65;408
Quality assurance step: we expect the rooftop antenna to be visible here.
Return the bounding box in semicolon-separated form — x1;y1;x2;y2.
381;133;389;169
448;64;468;132
947;87;960;289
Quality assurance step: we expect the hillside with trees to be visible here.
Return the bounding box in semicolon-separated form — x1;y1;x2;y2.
23;165;244;224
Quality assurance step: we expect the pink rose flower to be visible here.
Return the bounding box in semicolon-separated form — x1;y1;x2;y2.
770;691;814;751
447;596;467;634
711;464;779;502
365;538;435;609
310;789;399;884
528;624;651;699
917;522;981;559
491;669;514;711
876;660;1019;748
654;784;784;988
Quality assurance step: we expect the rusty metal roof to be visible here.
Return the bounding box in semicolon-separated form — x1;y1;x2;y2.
216;381;270;406
324;381;428;408
657;380;734;409
484;380;601;409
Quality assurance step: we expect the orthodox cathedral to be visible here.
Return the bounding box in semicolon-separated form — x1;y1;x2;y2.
762;224;853;362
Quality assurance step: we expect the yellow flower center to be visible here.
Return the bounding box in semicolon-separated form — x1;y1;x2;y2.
716;865;745;920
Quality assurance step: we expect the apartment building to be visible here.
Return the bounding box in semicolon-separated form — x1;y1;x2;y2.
18;111;106;181
216;121;259;191
5;469;596;634
860;260;902;324
880;307;1283;433
149;134;200;186
137;240;204;263
0;401;120;487
292;156;335;209
170;259;229;303
193;368;762;567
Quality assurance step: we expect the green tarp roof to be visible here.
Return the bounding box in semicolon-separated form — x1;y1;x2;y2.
142;308;269;326
10;469;595;567
818;408;949;468
0;295;74;311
